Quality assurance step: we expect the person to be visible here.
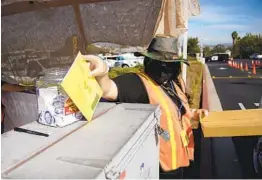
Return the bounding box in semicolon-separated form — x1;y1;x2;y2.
83;37;208;178
44;111;55;125
52;95;66;115
1;81;33;133
38;110;56;126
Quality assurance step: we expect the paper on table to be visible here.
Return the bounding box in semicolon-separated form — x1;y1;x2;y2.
61;52;103;121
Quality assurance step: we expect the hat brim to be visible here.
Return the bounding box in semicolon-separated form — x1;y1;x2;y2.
134;51;189;66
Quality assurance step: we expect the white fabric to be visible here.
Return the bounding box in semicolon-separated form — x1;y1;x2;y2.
155;0;200;38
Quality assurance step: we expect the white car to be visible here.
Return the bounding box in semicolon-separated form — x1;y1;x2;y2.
114;53;144;68
98;54;118;69
250;53;262;60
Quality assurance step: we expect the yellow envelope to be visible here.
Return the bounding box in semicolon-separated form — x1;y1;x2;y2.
61;51;103;121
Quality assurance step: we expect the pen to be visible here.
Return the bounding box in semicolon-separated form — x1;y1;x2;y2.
14;127;49;137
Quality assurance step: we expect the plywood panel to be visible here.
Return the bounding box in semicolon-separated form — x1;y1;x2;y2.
201;109;262;137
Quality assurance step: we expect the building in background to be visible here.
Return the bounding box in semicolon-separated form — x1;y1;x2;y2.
225;49;232;57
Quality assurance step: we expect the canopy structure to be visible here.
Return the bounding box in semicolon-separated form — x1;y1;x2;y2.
1;0;200;82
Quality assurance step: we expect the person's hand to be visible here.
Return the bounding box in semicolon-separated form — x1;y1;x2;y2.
190;109;209;129
83;55;118;101
191;109;209;121
83;55;109;77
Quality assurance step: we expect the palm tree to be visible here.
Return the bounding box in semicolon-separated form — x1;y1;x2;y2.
231;31;238;58
232;31;238;45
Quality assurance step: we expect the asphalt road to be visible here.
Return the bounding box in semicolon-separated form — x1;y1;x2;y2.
207;61;262;179
208;62;262;110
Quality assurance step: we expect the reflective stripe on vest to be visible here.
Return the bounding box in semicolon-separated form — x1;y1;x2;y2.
170;76;194;159
173;78;194;160
137;73;193;171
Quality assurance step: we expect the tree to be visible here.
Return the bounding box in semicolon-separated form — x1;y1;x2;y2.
187;37;200;55
203;46;212;57
211;44;226;54
234;33;262;58
232;31;238;45
231;31;238;58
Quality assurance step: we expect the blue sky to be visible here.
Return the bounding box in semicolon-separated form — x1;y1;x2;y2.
188;0;262;45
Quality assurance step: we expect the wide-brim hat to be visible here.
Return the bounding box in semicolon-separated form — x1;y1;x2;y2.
134;37;189;65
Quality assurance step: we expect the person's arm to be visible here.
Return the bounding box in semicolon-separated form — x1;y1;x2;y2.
83;55;118;101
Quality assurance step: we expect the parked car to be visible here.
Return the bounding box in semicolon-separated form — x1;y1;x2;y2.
98;54;118;69
250;53;262;60
205;53;229;62
114;53;144;68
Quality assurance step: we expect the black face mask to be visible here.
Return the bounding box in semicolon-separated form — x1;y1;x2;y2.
144;57;181;85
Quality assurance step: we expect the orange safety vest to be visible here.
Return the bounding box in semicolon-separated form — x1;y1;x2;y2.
137;73;194;171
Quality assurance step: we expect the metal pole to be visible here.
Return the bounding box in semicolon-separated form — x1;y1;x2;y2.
182;21;188;84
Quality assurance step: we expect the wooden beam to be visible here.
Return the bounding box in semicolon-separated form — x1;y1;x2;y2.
201;109;262;137
72;3;89;49
2;0;120;17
